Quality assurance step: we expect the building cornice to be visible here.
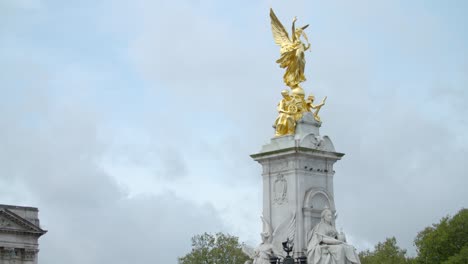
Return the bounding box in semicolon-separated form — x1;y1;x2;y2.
0;209;46;237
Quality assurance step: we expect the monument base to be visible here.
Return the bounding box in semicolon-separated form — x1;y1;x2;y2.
251;113;344;257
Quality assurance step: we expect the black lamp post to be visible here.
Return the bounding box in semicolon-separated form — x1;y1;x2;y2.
268;239;308;264
297;256;307;264
269;256;279;264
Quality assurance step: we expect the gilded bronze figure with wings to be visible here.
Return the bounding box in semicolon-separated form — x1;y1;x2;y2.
270;8;310;95
270;9;327;136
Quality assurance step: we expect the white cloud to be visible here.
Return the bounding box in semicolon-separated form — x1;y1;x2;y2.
0;57;225;263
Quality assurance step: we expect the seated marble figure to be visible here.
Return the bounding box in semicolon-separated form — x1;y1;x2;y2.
306;209;361;264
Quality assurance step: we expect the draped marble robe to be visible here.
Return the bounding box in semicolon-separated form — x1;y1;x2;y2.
306;221;361;264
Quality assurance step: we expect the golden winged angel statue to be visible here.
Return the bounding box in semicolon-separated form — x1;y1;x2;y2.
270;8;310;95
270;9;326;136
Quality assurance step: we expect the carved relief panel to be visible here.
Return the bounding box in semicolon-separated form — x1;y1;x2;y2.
273;174;288;205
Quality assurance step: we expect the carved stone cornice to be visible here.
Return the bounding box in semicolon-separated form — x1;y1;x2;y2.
0;209;46;237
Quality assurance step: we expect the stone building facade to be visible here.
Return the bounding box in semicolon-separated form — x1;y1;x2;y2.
0;204;46;264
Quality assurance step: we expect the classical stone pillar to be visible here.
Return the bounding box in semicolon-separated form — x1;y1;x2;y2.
0;247;38;264
251;113;344;256
1;248;16;264
23;249;38;264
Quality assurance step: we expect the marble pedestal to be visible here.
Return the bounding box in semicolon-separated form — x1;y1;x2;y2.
251;113;344;256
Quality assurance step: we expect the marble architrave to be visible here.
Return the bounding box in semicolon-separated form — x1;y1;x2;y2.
251;113;344;257
0;204;47;264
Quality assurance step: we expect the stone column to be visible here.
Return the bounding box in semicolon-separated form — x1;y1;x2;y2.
1;248;16;264
23;249;38;264
251;113;344;257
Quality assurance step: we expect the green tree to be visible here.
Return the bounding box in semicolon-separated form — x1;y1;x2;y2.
414;208;468;264
178;232;250;264
443;244;468;264
359;237;414;264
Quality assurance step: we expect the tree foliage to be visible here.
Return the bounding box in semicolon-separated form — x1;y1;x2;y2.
414;208;468;264
443;244;468;264
359;237;414;264
178;232;249;264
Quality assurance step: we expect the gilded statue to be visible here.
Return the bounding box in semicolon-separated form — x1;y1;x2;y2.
270;8;326;136
270;8;310;93
306;95;327;122
274;90;296;137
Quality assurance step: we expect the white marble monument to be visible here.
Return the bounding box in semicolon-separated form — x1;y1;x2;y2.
251;113;343;257
0;204;47;264
245;8;361;264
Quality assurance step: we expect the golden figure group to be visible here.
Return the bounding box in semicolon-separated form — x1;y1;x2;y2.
274;90;326;137
270;9;327;136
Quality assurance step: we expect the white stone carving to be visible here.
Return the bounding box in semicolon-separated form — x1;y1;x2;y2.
0;216;12;227
252;112;345;257
242;217;276;264
306;208;361;264
243;214;297;263
273;175;288;204
266;213;296;257
242;238;273;264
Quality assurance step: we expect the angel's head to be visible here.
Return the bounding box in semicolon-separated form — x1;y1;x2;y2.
260;231;270;242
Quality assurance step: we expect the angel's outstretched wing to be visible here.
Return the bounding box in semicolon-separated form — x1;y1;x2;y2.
271;213;296;257
270;8;292;48
241;244;256;259
261;215;273;243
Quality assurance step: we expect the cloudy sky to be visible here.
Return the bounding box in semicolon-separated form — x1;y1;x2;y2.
1;0;467;263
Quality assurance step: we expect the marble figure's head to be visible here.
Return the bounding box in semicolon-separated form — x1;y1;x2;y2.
321;208;333;224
